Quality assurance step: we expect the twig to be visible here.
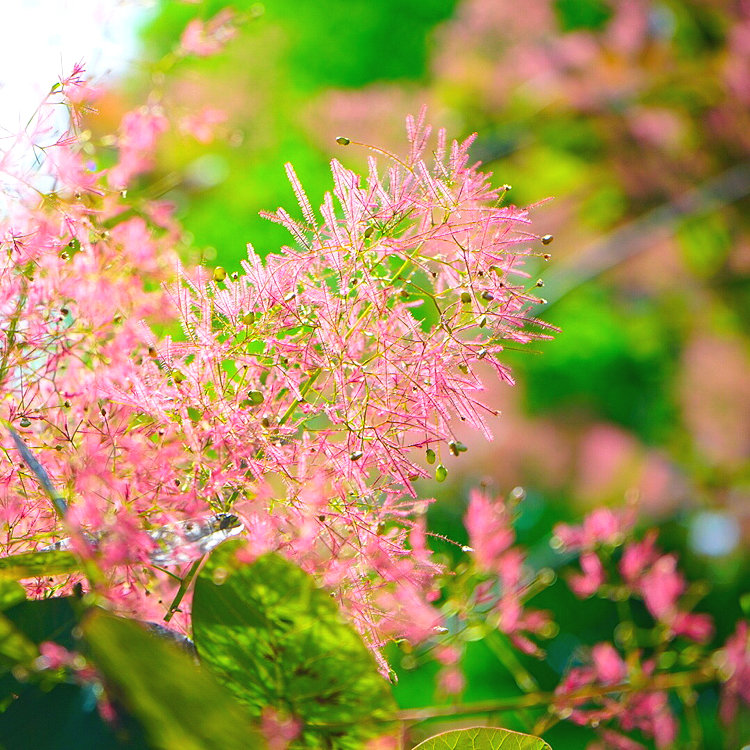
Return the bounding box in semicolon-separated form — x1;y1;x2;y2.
535;161;750;311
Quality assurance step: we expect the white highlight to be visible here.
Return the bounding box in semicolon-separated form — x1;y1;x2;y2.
0;0;149;133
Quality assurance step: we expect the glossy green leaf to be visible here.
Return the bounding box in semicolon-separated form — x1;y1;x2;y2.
82;610;265;750
0;550;80;579
193;543;398;749
412;727;552;750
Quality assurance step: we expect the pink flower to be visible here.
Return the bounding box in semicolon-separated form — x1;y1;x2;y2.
464;489;514;573
109;107;169;188
671;611;714;643
568;551;606;598
619;530;659;584
640;554;684;622
555;507;632;551
437;665;466;695
591;642;626;685
180;9;237;57
37;641;77;670
620;692;677;749
179;107;227;144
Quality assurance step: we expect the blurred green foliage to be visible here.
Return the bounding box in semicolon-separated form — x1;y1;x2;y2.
135;0;457;262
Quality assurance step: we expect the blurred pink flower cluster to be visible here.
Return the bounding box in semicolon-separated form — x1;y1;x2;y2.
556;509;714;642
465;489;553;655
551;507;749;746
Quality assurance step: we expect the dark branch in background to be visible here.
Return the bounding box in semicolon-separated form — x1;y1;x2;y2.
535;161;750;311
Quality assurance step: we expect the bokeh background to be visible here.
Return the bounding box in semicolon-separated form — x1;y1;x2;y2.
3;0;748;746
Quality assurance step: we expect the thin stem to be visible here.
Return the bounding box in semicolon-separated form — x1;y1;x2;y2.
278;368;321;427
484;629;539;693
164;557;203;623
397;666;717;725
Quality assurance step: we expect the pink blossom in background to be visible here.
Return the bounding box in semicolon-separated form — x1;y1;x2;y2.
619;530;659;583
108;106;169;188
37;641;77;670
671;611;714;643
640;554;684;622
568;551;606;598
464;489;514;572
179;107;227;143
554;506;633;551
679;334;750;469
179;8;237;57
591;642;627;685
437;664;466;696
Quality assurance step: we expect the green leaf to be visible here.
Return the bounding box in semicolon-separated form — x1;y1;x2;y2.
0;550;80;579
82;610;265;750
412;727;552;750
193;543;398;749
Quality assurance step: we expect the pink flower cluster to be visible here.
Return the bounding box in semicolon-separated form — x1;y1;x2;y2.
465;489;553;656
0;66;551;665
555;643;677;749
556;510;714;644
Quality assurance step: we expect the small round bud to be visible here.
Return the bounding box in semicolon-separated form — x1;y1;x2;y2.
435;464;448;482
19;417;31;428
541;234;553;245
350;450;364;461
460;291;472;304
213;266;227;282
335;136;351;146
535;279;544;287
426;448;436;465
247;390;264;405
